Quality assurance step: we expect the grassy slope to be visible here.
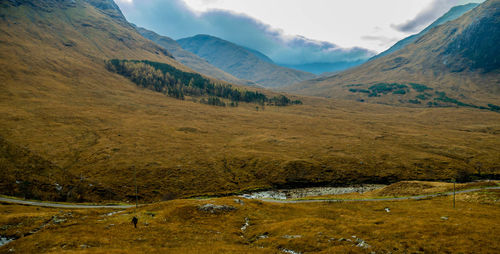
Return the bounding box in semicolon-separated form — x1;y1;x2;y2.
1;181;499;253
285;0;500;107
0;1;499;203
371;3;479;61
177;35;317;88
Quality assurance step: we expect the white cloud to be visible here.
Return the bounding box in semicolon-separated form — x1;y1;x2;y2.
116;0;485;58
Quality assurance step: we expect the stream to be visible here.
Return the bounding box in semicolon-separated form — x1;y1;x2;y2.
241;184;386;200
0;236;15;247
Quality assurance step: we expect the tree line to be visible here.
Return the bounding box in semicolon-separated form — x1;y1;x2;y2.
105;59;302;107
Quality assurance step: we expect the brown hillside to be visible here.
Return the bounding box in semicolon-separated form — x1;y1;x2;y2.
285;0;500;109
0;0;499;203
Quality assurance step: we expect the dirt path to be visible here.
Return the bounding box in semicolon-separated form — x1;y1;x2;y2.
1;187;498;208
0;197;134;209
257;186;500;203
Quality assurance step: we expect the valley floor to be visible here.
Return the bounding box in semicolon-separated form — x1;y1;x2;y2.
1;181;499;253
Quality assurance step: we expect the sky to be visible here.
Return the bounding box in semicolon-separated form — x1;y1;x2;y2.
115;0;484;65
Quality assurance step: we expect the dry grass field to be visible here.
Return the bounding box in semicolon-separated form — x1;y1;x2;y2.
1;1;499;203
0;181;499;253
1;1;499;253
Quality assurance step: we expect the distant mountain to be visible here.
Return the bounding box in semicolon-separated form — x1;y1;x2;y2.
285;0;500;110
136;26;256;86
282;60;366;75
177;34;316;87
371;3;479;60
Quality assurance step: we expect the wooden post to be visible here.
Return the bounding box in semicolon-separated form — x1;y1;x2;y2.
134;166;138;209
452;179;456;209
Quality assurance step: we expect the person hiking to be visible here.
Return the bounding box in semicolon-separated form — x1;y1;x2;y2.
132;216;138;228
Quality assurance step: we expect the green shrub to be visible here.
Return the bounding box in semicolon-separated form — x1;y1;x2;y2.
409;83;433;92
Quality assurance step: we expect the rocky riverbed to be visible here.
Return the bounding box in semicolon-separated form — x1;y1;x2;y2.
0;236;14;247
241;185;386;200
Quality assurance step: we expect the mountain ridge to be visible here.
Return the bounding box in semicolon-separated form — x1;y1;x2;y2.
371;3;479;61
284;0;500;109
177;34;317;87
135;26;257;86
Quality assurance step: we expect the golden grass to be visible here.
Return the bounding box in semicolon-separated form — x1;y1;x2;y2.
1;181;499;253
1;1;499;203
305;180;500;200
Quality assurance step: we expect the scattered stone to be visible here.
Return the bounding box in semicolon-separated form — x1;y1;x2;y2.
338;238;346;242
258;234;268;239
80;244;90;249
234;199;244;205
441;216;448;220
385;207;391;213
241;217;250;231
198;204;236;214
281;248;301;254
356;238;371;249
52;216;66;224
106;211;123;217
282;235;302;239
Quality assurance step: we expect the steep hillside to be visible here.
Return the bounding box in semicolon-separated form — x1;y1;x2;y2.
177;34;317;87
286;0;500;110
372;3;479;60
0;0;499;203
135;26;256;87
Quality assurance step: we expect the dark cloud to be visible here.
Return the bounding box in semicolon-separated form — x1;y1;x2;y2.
117;0;375;65
391;0;482;33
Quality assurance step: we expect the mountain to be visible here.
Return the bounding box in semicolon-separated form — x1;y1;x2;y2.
1;0;499;204
135;26;256;87
177;34;317;87
282;60;367;75
285;0;500;110
372;3;479;60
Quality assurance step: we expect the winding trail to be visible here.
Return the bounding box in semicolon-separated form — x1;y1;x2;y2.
0;197;134;209
258;186;500;203
0;187;498;208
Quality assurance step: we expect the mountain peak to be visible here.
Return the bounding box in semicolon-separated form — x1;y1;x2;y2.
285;0;500;108
85;0;128;22
177;34;316;87
371;2;479;60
